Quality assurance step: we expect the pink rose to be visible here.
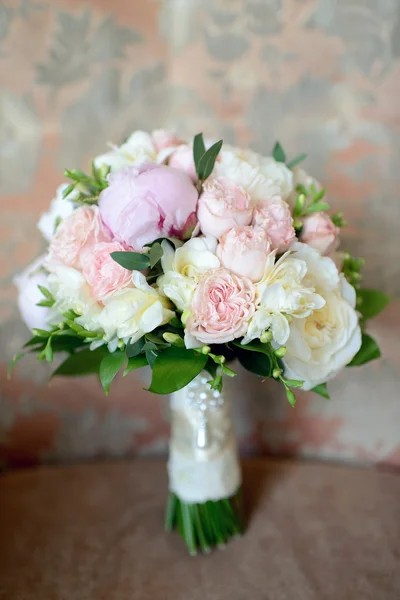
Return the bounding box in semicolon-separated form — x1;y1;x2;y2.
197;177;253;238
186;267;255;344
46;206;111;270
81;241;132;301
252;198;296;253
216;226;271;282
300;212;340;256
151;129;183;153
98;165;198;251
168;144;197;181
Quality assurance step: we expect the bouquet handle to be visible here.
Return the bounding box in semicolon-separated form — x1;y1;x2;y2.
165;372;243;554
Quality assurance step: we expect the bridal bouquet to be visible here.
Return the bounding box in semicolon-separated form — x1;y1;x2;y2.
12;130;388;554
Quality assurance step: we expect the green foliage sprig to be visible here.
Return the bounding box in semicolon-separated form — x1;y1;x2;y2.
63;161;110;205
193;133;223;182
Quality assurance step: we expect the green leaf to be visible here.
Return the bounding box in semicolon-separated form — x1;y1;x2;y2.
123;355;148;376
62;183;76;199
197;140;223;181
285;388;296;407
8;351;26;378
233;339;272;356
142;341;158;352
52;347;108;377
357;289;389;321
99;350;127;395
310;188;326;203
306;201;330;213
311;383;330;399
347;334;381;367
148;346;208;394
149;242;163;269
286;153;307;169
110;251;150;271
37;285;53;300
220;364;236;377
126;337;145;358
237;350;272;377
44;337;53;363
272;141;286;163
193;132;206;175
146;350;158;368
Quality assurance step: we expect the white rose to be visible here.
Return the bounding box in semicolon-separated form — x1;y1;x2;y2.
247;152;294;200
242;250;325;346
215;148;279;204
47;265;101;330
158;237;220;311
94;130;157;172
283;276;361;390
37;184;76;241
14;255;51;331
97;271;174;343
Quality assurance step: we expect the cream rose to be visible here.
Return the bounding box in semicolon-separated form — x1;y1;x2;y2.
185;267;256;347
96;271;174;343
94;130;158;172
158;237;220;311
197;177;253;238
283;276;361;390
216;226;271;283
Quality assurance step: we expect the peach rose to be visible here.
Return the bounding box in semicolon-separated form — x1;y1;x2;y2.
186;267;256;345
300;212;340;256
168;144;197;181
197;177;253;238
81;241;132;301
252;198;296;253
216;226;271;283
46;206;111;270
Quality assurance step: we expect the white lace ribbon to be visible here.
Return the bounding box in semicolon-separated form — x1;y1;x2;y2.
168;372;241;503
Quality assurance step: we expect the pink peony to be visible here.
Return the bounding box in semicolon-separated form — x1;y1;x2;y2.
151;129;183;153
197;177;253;238
98;165;199;251
168;144;197;181
252;198;296;253
216;226;272;283
186;267;256;344
300;212;340;256
46;206;111;270
81;241;133;301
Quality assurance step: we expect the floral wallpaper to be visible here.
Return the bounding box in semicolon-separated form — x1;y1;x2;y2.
1;0;399;468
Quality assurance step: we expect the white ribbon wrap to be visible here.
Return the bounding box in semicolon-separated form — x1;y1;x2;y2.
168;372;241;503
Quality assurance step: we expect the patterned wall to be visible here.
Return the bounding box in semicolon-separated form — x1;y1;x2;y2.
1;0;399;468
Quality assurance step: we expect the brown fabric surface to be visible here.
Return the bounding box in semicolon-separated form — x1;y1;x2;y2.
0;460;399;600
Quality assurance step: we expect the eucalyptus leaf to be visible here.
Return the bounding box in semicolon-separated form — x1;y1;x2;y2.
347;334;381;367
311;382;330;399
286;153;307;169
8;351;26;378
110;251;150;271
148;346;208;394
149;242;163;268
52;347;108;377
124;355;148;376
99;350;127;395
272;141;286;163
193;132;206;175
197;140;223;181
358;289;389;321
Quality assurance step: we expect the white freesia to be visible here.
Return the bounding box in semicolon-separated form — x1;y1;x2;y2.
47;265;101;330
94;130;157;171
37;184;76;241
247;152;294;200
158;237;220;311
96;271;174;343
14;255;51;331
242;250;325;345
